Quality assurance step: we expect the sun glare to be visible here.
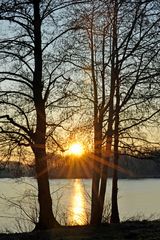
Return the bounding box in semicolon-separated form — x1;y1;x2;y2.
69;143;84;156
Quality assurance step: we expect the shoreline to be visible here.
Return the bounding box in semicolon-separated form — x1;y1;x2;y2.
1;175;160;179
0;221;160;239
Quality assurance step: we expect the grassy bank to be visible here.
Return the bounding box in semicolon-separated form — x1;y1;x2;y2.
0;221;160;240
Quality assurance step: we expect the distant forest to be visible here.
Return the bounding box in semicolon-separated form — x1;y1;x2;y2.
1;152;160;179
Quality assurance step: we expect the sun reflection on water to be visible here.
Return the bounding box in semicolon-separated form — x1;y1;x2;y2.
68;179;88;225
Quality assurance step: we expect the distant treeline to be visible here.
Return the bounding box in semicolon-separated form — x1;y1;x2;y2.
47;153;160;179
1;153;160;179
0;161;34;178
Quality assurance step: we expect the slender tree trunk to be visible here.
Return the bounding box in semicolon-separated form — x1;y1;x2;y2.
91;121;103;225
32;0;59;230
97;135;111;223
110;148;120;223
97;0;118;223
110;76;120;224
96;19;109;225
90;15;103;224
110;0;120;222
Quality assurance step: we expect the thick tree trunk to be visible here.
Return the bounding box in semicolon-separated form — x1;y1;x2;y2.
34;147;60;229
32;0;59;230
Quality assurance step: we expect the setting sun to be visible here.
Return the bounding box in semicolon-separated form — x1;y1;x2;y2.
69;143;84;156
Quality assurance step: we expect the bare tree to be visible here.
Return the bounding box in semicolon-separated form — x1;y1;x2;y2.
65;0;116;224
108;0;160;223
67;0;160;225
0;0;88;230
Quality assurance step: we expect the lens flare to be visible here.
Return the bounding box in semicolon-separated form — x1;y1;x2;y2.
69;143;84;156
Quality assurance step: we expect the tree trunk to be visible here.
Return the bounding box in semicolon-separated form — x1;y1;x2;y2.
110;109;120;223
97;136;111;223
91;171;100;225
110;164;120;223
110;113;120;223
91;121;102;225
110;58;120;223
97;166;108;224
34;147;60;229
96;0;118;224
32;0;59;230
90;16;103;225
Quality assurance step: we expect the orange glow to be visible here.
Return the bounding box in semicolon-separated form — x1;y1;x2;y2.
68;143;84;156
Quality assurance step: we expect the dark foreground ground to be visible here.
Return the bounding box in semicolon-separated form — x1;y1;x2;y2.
1;221;160;240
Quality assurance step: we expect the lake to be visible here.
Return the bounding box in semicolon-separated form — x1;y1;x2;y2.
0;178;160;232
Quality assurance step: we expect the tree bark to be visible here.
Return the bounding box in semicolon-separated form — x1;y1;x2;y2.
96;0;118;224
110;109;120;223
91;121;103;225
90;16;103;224
32;0;59;230
110;0;120;223
110;76;120;224
34;147;59;229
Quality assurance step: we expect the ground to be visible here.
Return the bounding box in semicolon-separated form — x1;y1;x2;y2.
0;221;160;240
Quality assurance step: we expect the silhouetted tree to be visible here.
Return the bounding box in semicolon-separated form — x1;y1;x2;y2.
67;0;160;225
108;0;160;223
65;0;117;224
0;0;89;230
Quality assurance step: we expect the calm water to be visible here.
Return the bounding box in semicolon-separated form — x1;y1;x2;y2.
0;178;160;232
